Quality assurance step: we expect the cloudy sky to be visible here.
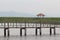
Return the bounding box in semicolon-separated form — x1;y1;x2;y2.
0;0;60;17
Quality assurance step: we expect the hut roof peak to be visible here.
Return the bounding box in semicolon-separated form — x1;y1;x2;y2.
37;13;45;16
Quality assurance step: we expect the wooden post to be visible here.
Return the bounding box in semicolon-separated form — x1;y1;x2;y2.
7;23;10;37
25;28;26;36
13;22;14;27
28;22;29;27
16;22;17;28
4;23;6;37
4;28;6;37
7;29;9;37
50;28;52;35
40;21;42;35
40;18;42;35
20;23;22;36
40;28;41;35
36;28;37;36
54;27;56;35
25;22;26;36
35;23;37;36
20;28;22;36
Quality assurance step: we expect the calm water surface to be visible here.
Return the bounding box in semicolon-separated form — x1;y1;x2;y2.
0;35;60;40
0;28;60;40
0;23;60;40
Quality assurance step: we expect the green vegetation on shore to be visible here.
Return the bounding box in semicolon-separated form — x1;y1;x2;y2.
0;17;60;24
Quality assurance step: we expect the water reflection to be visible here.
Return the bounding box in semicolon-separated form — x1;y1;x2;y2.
0;35;60;40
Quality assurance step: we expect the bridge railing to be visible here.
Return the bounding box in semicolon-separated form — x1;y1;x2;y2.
0;22;60;28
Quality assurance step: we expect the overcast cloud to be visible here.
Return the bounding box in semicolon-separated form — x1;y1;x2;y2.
0;0;60;17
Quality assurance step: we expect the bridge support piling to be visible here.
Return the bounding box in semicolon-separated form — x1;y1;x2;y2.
35;27;42;36
36;28;37;36
40;28;41;35
54;27;56;35
20;28;22;36
25;28;26;36
20;28;26;36
7;29;10;37
50;27;56;35
50;28;52;35
25;22;26;36
4;28;6;37
4;28;10;37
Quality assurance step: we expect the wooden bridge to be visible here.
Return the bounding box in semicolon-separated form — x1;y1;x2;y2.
0;22;60;37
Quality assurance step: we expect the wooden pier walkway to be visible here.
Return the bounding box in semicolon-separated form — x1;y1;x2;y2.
0;22;60;37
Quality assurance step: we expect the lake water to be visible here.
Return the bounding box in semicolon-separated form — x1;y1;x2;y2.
0;23;60;40
0;28;60;40
0;35;60;40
